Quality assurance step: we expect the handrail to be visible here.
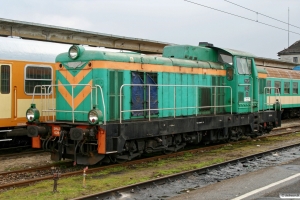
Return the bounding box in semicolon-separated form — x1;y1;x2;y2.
249;76;253;113
119;84;232;124
95;85;107;125
263;87;281;111
31;84;106;124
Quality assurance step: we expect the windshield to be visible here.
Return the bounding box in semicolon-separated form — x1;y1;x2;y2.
218;53;233;65
236;57;252;75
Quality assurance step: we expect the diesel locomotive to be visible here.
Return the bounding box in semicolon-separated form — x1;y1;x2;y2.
26;43;284;165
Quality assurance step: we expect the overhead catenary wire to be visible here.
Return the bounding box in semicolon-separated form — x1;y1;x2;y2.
224;0;300;30
184;0;300;36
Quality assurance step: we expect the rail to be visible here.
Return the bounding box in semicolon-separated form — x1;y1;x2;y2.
0;139;12;142
263;87;281;111
119;84;232;123
31;84;107;124
0;130;12;141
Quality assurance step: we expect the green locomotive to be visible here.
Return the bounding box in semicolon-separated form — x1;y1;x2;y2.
26;43;281;165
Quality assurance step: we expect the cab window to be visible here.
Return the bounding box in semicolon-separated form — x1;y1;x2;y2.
226;67;233;81
236;57;251;75
218;53;233;65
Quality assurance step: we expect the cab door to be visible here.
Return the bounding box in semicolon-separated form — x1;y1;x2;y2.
0;64;12;125
236;57;254;113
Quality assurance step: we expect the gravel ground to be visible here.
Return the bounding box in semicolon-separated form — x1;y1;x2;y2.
115;145;300;200
0;152;55;172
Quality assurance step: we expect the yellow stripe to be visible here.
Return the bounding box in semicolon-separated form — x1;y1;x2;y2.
258;73;267;78
88;61;226;76
0;118;27;127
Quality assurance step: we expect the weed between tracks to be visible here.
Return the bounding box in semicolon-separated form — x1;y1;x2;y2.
1;132;300;200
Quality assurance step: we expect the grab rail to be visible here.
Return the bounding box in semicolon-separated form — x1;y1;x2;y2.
31;84;106;124
263;87;281;111
120;84;232;123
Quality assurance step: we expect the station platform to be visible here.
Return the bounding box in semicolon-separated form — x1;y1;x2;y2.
170;157;300;200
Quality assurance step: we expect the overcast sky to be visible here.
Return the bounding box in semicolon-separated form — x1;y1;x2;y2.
1;0;299;59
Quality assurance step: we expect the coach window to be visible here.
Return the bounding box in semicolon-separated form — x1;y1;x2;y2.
275;81;281;94
0;65;10;94
293;82;298;94
266;80;271;94
284;82;290;94
24;65;52;94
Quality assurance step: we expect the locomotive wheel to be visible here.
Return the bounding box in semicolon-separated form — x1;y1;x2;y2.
109;155;117;163
250;135;258;139
116;158;128;164
109;154;130;163
163;149;174;155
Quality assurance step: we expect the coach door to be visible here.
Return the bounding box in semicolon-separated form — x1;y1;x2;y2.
0;64;12;122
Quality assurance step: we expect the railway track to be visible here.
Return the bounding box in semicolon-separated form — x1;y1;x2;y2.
0;145;31;155
0;149;44;160
1;124;300;192
75;141;300;200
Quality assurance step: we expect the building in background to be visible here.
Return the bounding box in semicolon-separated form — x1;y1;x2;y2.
278;40;300;64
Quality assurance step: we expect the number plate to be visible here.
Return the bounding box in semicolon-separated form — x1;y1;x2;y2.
52;126;61;136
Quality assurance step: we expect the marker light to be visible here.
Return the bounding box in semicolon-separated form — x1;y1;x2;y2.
26;104;40;122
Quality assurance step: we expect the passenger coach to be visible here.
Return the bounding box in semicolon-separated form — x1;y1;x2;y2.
0;37;65;146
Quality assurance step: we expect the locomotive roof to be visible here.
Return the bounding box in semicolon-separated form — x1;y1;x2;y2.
212;47;256;58
56;44;256;70
0;37;69;62
56;46;224;70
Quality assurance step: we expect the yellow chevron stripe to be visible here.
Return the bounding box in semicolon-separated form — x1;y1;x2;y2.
59;68;91;85
58;80;93;109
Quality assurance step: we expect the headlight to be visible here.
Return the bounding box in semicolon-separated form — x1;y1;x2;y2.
26;104;40;122
68;45;85;59
69;46;78;59
88;108;103;125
